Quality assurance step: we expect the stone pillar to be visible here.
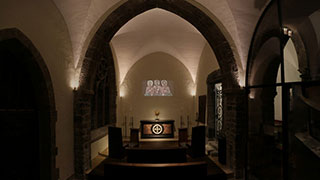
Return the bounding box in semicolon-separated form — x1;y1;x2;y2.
223;87;247;179
74;89;94;179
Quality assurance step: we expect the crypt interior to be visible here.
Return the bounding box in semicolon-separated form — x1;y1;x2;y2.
0;0;320;179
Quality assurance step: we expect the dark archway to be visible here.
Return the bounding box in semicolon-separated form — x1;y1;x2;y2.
75;0;243;178
245;1;286;179
245;0;320;179
0;28;57;179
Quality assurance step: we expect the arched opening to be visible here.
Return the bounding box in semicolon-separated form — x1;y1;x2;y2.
0;29;56;180
75;0;243;178
246;1;320;179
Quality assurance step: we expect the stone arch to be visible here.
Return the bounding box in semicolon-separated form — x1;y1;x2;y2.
246;0;282;87
250;37;281;86
79;0;239;90
247;29;308;87
245;1;312;178
0;28;57;180
75;0;242;178
246;0;309;86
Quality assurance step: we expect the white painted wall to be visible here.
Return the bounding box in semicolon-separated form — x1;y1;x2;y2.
275;38;301;121
195;43;220;126
118;52;195;137
196;43;220;97
284;39;301;83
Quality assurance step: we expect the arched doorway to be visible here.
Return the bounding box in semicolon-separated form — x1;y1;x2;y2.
0;28;57;180
74;0;243;178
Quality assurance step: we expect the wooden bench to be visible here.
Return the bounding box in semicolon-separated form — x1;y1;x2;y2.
103;161;207;178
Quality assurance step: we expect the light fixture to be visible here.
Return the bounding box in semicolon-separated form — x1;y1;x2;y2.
119;84;126;98
283;27;293;37
283;27;288;35
71;79;79;91
287;29;293;37
191;89;196;97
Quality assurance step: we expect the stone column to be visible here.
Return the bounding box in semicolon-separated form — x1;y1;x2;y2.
74;89;94;179
223;87;247;179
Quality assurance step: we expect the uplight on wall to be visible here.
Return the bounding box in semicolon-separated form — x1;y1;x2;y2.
71;79;79;91
238;75;245;87
119;90;125;98
119;84;126;98
191;88;196;97
70;69;80;91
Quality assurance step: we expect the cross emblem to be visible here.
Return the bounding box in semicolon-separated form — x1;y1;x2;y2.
152;124;163;135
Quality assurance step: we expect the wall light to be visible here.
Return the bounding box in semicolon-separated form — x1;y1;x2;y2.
119;84;126;98
71;79;79;91
191;89;196;97
283;27;288;35
283;27;293;37
287;30;293;37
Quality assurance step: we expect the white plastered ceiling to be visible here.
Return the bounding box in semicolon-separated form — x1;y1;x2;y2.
52;0;270;86
111;8;206;84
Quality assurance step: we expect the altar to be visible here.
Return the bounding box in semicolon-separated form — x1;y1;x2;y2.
140;120;175;138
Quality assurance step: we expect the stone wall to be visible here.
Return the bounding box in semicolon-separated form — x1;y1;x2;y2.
223;88;247;179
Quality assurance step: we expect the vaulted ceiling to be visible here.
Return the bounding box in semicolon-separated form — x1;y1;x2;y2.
51;0;270;85
111;8;206;83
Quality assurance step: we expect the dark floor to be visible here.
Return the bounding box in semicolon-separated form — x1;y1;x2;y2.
87;141;227;179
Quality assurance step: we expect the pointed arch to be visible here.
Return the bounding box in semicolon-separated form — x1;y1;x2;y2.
0;28;57;180
75;0;242;178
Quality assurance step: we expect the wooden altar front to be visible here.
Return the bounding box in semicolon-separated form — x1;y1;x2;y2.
140;120;174;138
